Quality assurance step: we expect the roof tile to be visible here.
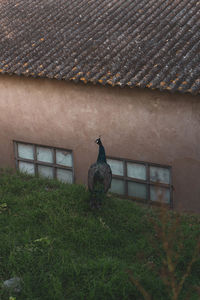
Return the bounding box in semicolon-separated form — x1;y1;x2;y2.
0;0;199;94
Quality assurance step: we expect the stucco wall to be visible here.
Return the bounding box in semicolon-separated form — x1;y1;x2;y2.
0;74;200;212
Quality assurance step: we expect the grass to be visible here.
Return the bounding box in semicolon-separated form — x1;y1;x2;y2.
0;169;199;300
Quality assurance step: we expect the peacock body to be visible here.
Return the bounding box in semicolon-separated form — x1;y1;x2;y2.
88;138;112;208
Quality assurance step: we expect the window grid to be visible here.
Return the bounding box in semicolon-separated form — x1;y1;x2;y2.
14;141;74;183
108;156;173;208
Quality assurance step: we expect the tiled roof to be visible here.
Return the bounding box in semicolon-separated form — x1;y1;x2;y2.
0;0;200;94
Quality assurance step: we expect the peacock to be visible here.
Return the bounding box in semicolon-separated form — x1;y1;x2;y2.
88;137;112;209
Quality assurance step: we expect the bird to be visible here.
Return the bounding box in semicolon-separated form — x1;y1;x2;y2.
88;137;112;209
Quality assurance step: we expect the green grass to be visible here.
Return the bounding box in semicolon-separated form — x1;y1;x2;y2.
0;169;199;300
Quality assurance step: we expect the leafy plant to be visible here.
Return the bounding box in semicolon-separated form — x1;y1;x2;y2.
127;202;200;300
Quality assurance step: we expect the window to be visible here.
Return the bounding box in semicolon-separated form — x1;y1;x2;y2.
107;157;173;207
14;141;74;184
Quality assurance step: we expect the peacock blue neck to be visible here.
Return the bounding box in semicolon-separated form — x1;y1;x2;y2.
97;142;107;163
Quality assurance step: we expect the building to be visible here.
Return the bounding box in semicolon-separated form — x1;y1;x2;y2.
0;0;200;212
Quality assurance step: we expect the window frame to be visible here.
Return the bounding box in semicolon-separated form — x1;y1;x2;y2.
13;141;74;183
107;156;173;208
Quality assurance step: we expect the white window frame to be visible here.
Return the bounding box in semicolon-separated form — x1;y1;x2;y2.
13;141;74;183
107;156;173;208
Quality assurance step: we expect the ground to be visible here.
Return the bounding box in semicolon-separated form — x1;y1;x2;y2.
0;170;199;300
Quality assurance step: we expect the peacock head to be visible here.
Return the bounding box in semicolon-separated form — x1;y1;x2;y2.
95;137;101;145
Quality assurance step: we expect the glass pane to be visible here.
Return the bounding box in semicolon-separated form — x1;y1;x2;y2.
109;178;125;195
19;161;35;175
150;186;170;203
127;162;146;180
18;143;34;160
150;166;170;184
128;181;147;200
57;168;73;184
37;147;53;163
107;159;124;176
56;150;73;167
38;165;53;179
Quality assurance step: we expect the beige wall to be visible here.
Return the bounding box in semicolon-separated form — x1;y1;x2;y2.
0;74;200;213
